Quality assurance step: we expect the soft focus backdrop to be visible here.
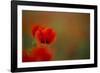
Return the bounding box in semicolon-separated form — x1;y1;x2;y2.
22;10;90;61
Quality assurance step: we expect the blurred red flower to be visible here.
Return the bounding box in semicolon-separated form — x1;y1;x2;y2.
31;47;53;61
22;47;53;62
35;28;56;44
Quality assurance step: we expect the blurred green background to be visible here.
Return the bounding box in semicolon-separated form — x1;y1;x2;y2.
22;10;90;61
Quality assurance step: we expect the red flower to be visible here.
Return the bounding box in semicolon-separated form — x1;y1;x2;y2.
35;28;56;44
31;47;53;61
22;48;53;62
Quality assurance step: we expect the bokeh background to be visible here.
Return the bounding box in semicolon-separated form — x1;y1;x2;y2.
22;10;90;61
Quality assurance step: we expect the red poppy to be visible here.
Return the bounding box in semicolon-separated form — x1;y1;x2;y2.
22;48;53;62
35;28;56;44
31;47;53;61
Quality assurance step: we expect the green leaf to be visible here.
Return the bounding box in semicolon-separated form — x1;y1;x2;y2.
32;38;37;47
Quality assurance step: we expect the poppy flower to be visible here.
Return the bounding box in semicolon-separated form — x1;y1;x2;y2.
35;27;56;44
31;47;53;61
